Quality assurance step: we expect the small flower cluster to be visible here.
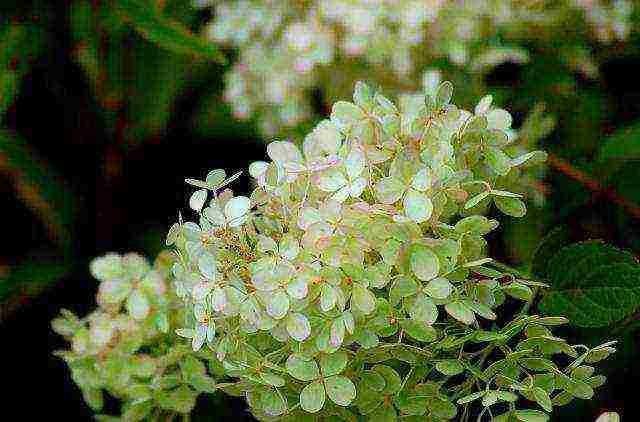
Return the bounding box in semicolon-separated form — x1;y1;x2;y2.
53;252;223;419
196;0;634;135
163;81;613;420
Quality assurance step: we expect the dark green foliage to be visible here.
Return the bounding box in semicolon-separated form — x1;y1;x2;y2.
538;241;640;327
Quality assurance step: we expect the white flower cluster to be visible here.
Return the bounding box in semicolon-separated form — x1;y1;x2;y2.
197;0;634;135
161;81;606;420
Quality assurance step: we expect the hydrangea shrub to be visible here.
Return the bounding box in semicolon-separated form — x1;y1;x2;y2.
55;82;615;421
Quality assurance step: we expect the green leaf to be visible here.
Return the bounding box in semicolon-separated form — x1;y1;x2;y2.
0;69;17;116
400;319;437;342
0;257;71;304
300;380;326;413
390;277;419;306
122;400;153;421
597;121;640;169
359;370;386;392
325;375;357;406
260;389;287;416
0;130;73;252
465;191;491;209
319;351;348;377
504;282;533;301
286;354;320;381
495;196;526;217
445;301;475;325
114;0;225;62
540;262;640;327
435;360;464;376
410;244;440;281
485;147;512;176
372;365;402;394
531;226;571;278
547;241;636;292
563;376;594;399
532;387;552;412
514;409;549;422
457;391;485;404
158;385;198;413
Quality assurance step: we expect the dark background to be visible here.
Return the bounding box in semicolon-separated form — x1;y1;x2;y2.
1;1;639;420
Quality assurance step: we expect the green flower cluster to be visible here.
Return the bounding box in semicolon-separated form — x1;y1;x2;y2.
53;252;224;420
159;81;613;421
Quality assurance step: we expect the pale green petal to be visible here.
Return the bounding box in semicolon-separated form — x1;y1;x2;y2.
126;289;150;320
344;148;365;179
351;284;376;315
410;293;438;325
375;177;405;204
319;351;348;377
189;189;208;212
257;235;278;253
205;169;226;187
197;254;217;280
279;234;300;261
403;190;433;223
175;328;194;339
349;177;367;198
192;324;207;351
320;284;338;312
331;101;365;128
287;275;309;299
486;108;512;130
224;196;251;227
286;312;311;342
330;318;345;348
298;207;322;230
249;161;269;179
330;185;351;203
410;244;440;281
424;277;452;299
318;169;348;193
410;167;433;191
300;380;326;413
325;375;356;407
286;354;320;382
266;290;290;319
203;206;225;226
308;119;342;155
267;141;303;165
475;95;493;115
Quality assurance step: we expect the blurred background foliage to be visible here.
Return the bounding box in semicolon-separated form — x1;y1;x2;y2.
1;0;640;419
